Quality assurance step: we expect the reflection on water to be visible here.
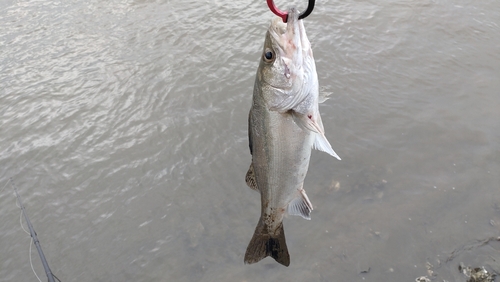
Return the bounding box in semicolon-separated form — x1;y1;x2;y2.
1;0;499;281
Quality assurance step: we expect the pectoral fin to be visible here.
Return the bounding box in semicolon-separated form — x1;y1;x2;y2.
292;111;341;160
245;163;259;192
291;110;321;133
313;133;341;160
287;188;313;220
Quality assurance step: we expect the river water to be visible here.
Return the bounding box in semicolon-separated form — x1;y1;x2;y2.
1;0;499;281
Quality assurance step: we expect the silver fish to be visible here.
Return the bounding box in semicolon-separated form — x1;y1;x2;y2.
244;8;341;266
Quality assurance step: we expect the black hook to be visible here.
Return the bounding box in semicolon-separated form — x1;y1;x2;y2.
298;0;315;20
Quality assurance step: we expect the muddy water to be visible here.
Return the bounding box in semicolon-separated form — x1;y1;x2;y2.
1;0;499;281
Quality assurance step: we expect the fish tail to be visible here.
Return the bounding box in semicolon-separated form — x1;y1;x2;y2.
244;219;290;266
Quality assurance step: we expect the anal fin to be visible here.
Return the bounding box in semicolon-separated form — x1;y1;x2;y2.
287;188;313;220
245;163;259;192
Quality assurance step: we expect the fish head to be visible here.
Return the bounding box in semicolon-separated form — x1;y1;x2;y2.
257;8;317;112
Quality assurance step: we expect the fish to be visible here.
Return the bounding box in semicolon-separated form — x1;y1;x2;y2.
244;8;341;267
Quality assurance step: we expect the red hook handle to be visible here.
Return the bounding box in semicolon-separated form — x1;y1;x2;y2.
266;0;315;23
267;0;288;23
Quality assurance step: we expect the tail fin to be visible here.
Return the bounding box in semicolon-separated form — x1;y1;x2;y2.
244;219;290;266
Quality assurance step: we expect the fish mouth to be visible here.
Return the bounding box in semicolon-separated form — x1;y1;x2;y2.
268;8;310;66
267;8;314;91
285;8;301;38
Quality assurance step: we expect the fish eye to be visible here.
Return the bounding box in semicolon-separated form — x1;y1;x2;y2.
263;48;274;62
